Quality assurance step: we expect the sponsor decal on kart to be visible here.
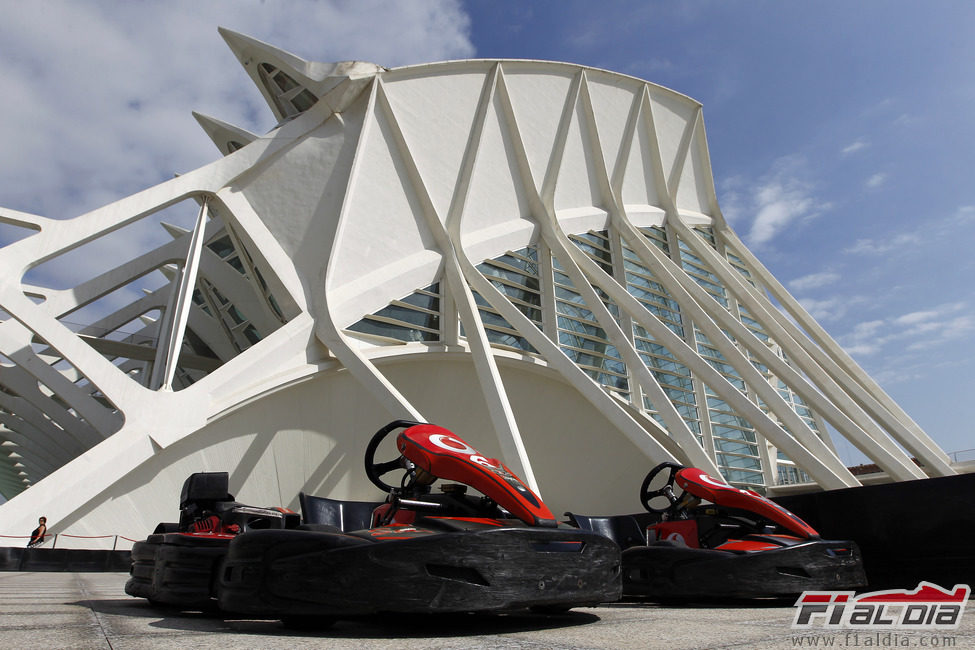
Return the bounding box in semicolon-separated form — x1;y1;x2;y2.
429;434;502;472
419;429;543;510
678;467;818;538
792;582;970;630
646;519;699;547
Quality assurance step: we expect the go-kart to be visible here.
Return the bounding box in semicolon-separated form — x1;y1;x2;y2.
567;462;866;600
125;471;300;608
126;421;621;624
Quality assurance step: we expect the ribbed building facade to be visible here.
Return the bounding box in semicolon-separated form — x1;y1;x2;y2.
0;30;956;546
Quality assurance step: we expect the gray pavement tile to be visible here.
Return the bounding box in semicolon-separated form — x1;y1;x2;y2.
3;572;975;650
0;628;110;650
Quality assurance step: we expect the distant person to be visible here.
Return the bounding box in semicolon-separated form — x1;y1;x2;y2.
27;516;47;548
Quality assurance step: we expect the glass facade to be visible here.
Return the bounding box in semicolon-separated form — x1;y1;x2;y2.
348;284;441;343
346;222;830;490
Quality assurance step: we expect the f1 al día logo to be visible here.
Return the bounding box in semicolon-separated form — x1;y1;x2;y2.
793;582;970;630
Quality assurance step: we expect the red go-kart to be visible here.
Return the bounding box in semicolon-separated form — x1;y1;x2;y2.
567;462;866;600
126;421;621;625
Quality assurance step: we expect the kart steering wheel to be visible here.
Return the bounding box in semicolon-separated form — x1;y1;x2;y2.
639;462;686;515
364;420;426;492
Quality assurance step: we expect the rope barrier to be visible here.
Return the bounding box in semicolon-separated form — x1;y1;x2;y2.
1;533;139;550
0;534;138;540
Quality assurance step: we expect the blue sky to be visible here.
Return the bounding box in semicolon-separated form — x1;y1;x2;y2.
0;1;972;465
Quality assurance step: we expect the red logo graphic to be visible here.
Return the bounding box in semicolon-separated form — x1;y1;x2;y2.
792;582;969;629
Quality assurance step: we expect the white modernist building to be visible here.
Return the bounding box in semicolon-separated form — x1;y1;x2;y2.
0;30;958;547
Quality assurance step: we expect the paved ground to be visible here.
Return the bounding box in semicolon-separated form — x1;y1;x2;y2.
2;572;974;649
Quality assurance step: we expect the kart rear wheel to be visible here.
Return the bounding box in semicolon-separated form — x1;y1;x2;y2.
150;535;230;608
124;538;161;600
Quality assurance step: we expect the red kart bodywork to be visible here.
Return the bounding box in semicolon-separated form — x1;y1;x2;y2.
646;467;821;550
568;463;865;601
393;423;556;527
673;467;819;538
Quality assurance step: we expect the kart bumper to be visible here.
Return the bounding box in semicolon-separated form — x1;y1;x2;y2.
218;527;622;615
622;539;865;600
124;533;231;607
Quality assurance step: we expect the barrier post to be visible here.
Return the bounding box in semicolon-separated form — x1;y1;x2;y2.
112;536;118;551
51;533;57;549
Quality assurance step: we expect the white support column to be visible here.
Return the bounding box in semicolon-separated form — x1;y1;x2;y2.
699;222;952;476
460;255;682;465
718;226;954;476
0;318;118;440
619;219;862;480
546;229;720;474
149;198;209;391
312;314;426;422
661;217;925;481
516;70;716;473
495;66;710;472
374;73;540;490
537;239;559;341
436;69;539;493
558;74;721;473
610;97;856;488
316;81;426;424
566;227;857;489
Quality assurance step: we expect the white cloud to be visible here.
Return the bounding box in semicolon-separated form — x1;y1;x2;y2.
750;185;813;245
851;319;886;338
893;113;918;127
905;315;975;351
841;138;868;155
894;310;939;326
865;173;887;189
843;342;880;356
0;1;474;222
842;205;975;257
953;205;975;223
789;271;840;291
797;296;850;322
840;303;974;360
728;156;825;248
843;231;921;255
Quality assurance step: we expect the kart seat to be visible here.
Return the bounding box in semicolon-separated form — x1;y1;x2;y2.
565;512;657;550
180;472;235;509
299;493;383;532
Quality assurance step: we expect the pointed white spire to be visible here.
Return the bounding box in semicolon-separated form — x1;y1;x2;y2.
160;222;190;239
217;27;383;122
192;112;258;156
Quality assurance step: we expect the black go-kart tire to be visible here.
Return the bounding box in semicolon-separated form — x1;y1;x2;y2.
126;533;233;609
154;534;232;608
124;537;161;600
